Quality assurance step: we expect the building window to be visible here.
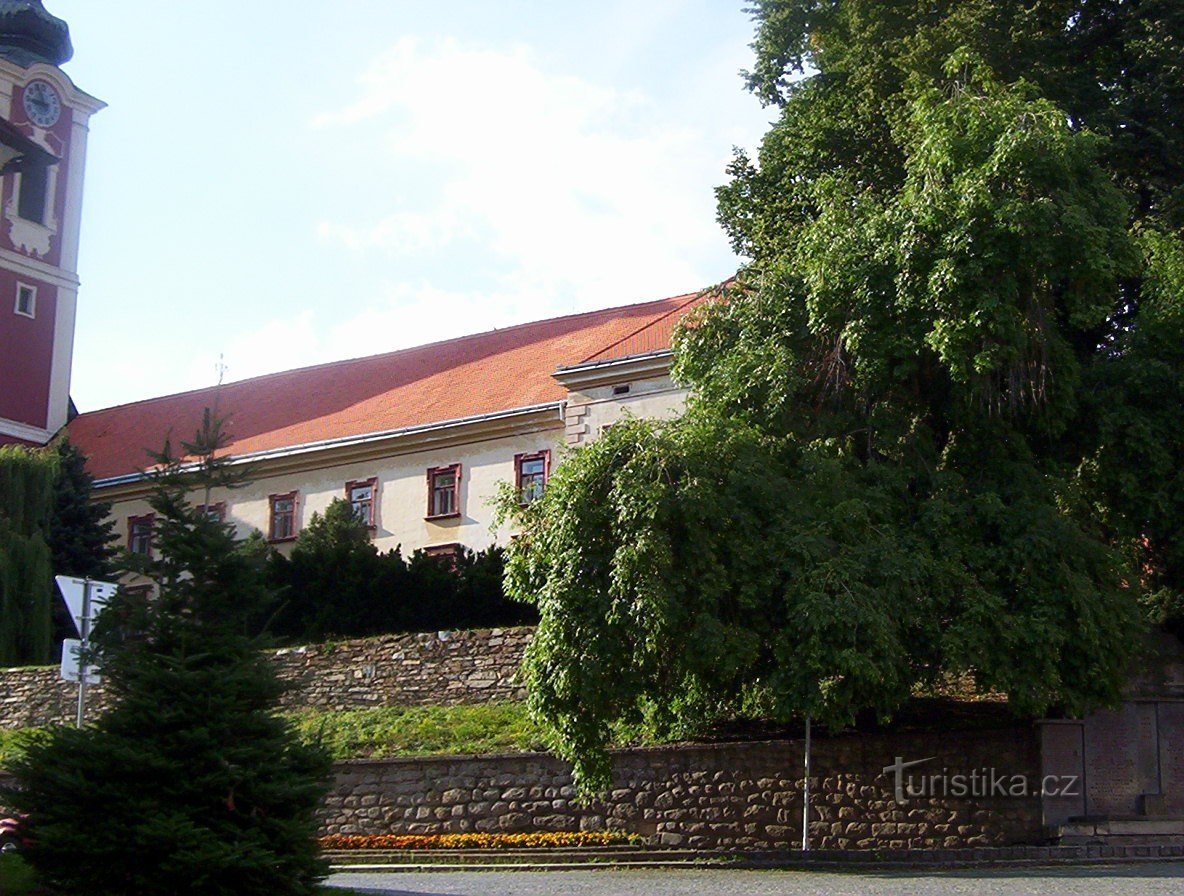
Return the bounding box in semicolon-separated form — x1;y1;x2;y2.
198;502;225;523
346;478;377;527
515;450;550;505
423;542;461;568
268;492;298;542
127;514;154;556
13;283;35;318
426;464;461;519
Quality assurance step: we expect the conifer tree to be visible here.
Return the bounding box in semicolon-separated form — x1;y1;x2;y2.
0;444;57;665
47;439;116;579
5;412;331;896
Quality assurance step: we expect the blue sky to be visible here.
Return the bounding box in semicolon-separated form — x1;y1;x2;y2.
51;1;772;411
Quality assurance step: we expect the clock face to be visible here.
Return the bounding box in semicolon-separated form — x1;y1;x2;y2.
23;80;61;128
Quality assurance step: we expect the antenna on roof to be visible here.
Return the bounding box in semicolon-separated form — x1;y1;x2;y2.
211;353;228;419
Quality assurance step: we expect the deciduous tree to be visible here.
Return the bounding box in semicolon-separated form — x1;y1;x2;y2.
504;0;1181;792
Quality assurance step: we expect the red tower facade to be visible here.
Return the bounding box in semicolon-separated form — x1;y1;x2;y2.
0;1;102;446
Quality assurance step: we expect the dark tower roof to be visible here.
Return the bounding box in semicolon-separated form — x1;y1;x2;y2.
0;1;71;68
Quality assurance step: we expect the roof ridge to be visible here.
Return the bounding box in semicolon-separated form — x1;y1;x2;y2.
74;290;702;418
578;285;717;364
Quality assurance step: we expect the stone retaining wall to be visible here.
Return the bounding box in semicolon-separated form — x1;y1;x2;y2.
0;666;113;730
270;628;530;712
321;725;1044;850
0;726;1048;849
0;627;531;729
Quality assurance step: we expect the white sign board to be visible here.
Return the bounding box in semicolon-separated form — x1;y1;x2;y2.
54;576;118;636
60;638;100;685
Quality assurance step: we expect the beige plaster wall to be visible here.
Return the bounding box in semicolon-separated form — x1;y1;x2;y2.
99;376;690;559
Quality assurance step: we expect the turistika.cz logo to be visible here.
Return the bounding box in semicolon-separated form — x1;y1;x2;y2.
881;756;1080;805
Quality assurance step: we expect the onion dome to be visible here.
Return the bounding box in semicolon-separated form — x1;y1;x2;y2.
0;1;72;68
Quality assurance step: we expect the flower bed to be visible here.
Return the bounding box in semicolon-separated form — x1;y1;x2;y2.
320;831;643;851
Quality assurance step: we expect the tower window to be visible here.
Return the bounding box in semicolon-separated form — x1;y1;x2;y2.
14;283;35;318
17;161;49;223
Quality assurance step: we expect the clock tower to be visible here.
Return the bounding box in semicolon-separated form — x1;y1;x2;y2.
0;1;103;446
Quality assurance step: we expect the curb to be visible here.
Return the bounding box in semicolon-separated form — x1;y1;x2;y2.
327;843;1184;873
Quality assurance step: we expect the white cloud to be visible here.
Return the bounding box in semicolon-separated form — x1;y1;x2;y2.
78;34;759;411
312;36;730;309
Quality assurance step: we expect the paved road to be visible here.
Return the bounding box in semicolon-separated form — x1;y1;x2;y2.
329;862;1184;896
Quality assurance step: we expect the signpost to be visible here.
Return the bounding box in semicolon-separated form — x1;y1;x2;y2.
54;576;118;727
802;715;812;851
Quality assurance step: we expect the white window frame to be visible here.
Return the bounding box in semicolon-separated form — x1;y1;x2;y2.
14;283;36;319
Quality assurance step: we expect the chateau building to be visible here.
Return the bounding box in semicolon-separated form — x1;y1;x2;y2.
67;290;706;559
0;1;103;447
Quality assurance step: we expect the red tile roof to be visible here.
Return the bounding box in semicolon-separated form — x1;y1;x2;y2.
68;290;705;481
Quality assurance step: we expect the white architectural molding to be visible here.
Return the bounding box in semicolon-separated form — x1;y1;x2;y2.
93;402;567;501
0;418;52;444
553;350;674;390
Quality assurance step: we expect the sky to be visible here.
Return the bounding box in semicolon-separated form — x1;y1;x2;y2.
50;1;773;411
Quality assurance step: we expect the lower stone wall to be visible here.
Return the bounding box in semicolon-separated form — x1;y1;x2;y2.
322;725;1044;850
0;726;1047;849
0;628;531;729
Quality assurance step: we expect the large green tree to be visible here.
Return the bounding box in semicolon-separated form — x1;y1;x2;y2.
5;414;331;896
505;0;1181;792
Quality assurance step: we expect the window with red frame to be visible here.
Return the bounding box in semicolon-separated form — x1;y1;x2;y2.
423;542;461;568
346;478;378;527
198;502;226;523
515;450;550;505
269;492;298;541
426;465;461;519
128;514;154;556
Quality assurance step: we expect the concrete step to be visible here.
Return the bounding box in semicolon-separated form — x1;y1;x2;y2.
1053;817;1184;846
325;843;1184;872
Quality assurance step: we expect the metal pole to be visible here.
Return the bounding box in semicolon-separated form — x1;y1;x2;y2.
802;715;812;851
75;579;91;728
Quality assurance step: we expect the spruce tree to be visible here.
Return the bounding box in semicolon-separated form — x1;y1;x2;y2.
47;439;116;579
5;412;331;896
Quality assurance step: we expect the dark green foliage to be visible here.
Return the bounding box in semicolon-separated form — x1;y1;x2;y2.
46;439;117;654
4;413;331;896
47;440;116;580
0;446;56;665
264;498;533;643
504;0;1180;793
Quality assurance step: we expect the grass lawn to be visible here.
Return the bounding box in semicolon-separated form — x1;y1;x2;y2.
0;854;44;895
287;701;547;760
3;702;545;769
